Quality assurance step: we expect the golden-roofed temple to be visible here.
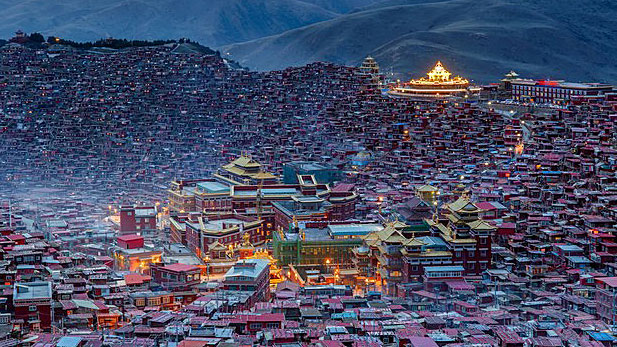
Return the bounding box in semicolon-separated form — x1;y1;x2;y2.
215;154;277;185
388;61;479;100
352;192;495;296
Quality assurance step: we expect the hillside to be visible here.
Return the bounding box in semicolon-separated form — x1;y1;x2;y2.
0;0;347;46
222;0;617;83
1;0;615;82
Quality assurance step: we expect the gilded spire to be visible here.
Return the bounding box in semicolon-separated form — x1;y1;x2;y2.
427;61;452;82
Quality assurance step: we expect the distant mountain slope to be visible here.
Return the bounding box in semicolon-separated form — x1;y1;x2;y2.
299;0;384;13
0;0;343;46
2;0;615;82
223;0;617;82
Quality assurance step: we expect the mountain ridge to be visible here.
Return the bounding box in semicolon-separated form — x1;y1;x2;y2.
1;0;615;82
222;0;617;83
0;0;350;46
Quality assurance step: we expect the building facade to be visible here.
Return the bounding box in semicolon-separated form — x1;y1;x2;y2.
13;281;53;332
119;205;157;235
273;221;383;266
223;259;270;306
113;234;162;274
510;79;613;104
150;263;201;291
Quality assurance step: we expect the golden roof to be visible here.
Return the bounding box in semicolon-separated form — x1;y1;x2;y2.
428;61;450;81
403;237;426;247
253;171;276;179
416;184;439;193
409;61;469;85
362;232;379;241
448;197;481;213
447;213;465;224
240;233;254;248
435;223;451;236
221;165;250;176
366;238;380;247
221;161;274;180
392;220;408;230
467;219;496;231
376;226;407;244
230;155;261;168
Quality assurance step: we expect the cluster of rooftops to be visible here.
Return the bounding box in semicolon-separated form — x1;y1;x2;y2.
0;40;616;346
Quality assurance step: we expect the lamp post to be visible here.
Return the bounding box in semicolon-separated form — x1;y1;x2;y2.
204;255;211;281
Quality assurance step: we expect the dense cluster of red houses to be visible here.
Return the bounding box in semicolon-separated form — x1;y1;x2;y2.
0;37;617;346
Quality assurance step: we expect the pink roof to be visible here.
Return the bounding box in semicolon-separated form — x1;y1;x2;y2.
598;277;617;288
125;273;151;285
454;300;477;308
6;234;25;241
408;337;439;347
446;281;475;291
476;202;497;211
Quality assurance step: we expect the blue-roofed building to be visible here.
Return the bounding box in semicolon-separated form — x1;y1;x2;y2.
587;331;615;342
56;336;83;347
197;181;231;194
565;255;592;269
554;244;584;263
331;311;358;320
328;224;383;239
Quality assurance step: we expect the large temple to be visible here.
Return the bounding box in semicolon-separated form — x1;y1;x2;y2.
352;191;494;296
387;61;479;100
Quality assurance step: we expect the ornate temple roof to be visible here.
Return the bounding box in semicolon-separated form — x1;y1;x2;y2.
411;61;468;85
376;225;407;244
403;237;426;247
447;197;481;214
467;219;496;231
427;61;451;82
229;155;262;169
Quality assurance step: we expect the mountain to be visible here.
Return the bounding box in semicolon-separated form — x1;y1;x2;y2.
299;0;384;13
222;0;617;83
0;0;356;46
2;0;615;82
